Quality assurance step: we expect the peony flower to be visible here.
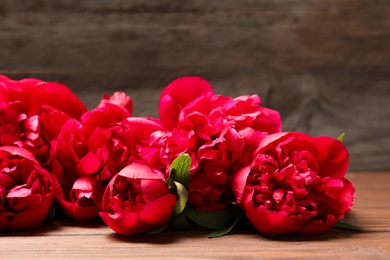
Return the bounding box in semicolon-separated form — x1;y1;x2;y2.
225;94;282;169
100;162;176;235
156;77;283;213
187;126;245;211
187;169;232;212
0;146;56;230
158;76;214;130
232;132;355;235
225;94;282;135
177;93;234;141
0;75;87;166
52;98;164;221
139;128;199;177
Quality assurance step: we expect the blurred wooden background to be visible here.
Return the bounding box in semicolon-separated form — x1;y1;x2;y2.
0;1;389;171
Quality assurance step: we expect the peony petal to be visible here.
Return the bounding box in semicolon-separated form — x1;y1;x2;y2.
55;187;100;221
72;176;95;191
0;146;39;165
232;165;253;205
159;76;213;108
140;194;176;227
158;76;214;130
98;92;133;114
245;206;309;235
254;107;283;134
140;179;171;203
76;151;102;175
100;207;145;235
7;194;54;230
300;214;338;235
158;94;181;130
7;186;31;198
29;81;87;119
255;132;290;154
272;189;285;204
123;117;165;139
313;136;349;178
118;163;164;180
238;127;262;146
40;109;73;139
321;177;345;198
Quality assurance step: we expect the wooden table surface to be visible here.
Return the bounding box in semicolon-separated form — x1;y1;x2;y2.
1;172;389;259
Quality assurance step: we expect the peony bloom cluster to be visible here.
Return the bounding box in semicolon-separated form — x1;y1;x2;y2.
141;77;280;211
51;93;164;221
0;74;355;237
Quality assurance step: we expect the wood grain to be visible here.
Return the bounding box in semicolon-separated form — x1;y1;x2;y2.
1;172;389;259
0;1;390;171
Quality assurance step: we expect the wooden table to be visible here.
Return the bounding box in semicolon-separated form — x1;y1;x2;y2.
1;172;390;259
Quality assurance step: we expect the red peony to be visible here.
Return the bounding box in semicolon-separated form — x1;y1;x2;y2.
154;77;283;212
0;146;56;230
187;126;245;211
0;74;358;237
0;75;87;166
158;76;214;131
233;132;355;235
100;162;176;235
52;94;164;221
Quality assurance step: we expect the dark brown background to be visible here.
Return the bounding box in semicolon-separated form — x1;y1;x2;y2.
1;1;389;171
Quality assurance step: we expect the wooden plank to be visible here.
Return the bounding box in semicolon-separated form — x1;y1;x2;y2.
0;1;389;171
1;172;389;259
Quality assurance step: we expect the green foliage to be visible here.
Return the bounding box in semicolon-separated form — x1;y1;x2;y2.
334;220;363;232
170;213;194;230
208;215;245;238
173;181;188;215
185;207;236;230
337;133;346;142
170;154;191;189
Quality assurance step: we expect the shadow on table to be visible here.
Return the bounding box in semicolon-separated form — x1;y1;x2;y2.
265;229;361;243
106;228;361;245
107;228;212;244
106;212;362;244
2;208;362;244
261;212;363;242
1;207;106;237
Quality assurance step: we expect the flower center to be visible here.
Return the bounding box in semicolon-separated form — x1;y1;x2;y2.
248;149;321;217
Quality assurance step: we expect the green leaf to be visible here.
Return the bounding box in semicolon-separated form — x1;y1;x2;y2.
185;207;236;230
170;154;191;189
337;133;346;142
208;215;245;238
146;225;168;235
170;213;194;230
174;181;188;215
165;170;175;189
334;220;363;232
43;206;56;225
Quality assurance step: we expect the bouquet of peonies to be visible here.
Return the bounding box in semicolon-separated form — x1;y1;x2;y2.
0;75;357;237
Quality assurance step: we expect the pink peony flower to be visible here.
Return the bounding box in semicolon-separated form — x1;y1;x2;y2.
100;162;176;235
156;77;283;212
225;94;282;135
187;127;245;211
0;75;87;166
52;94;164;221
158;76;213;130
0;146;56;230
233;132;355;235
